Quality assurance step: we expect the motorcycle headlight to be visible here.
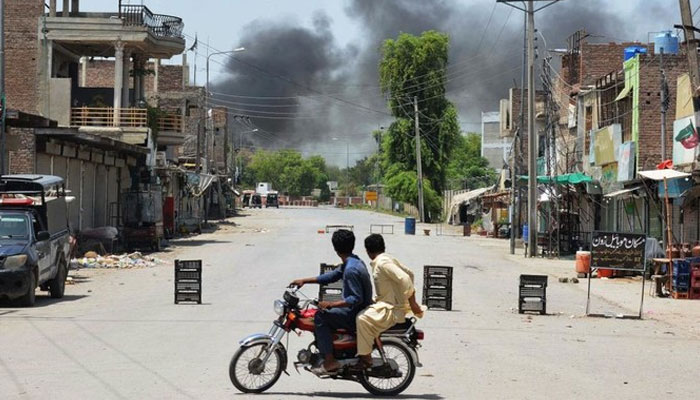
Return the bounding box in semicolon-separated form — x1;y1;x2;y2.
3;254;28;270
273;300;286;316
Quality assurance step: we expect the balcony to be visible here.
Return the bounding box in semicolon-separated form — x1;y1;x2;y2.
119;5;184;40
69;107;184;146
43;3;185;59
71;107;147;128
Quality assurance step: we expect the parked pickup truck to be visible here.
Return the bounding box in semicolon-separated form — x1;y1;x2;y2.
0;175;71;306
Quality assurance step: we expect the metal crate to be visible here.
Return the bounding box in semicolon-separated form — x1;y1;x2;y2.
319;263;343;302
423;265;453;311
175;259;202;304
519;274;547;315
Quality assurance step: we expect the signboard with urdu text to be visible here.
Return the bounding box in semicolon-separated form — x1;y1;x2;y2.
365;191;378;201
591;231;646;271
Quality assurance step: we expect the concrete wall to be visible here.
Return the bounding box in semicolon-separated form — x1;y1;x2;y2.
49;78;72;126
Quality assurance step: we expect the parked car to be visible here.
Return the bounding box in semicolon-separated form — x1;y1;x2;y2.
266;192;279;208
0;175;71;306
251;194;263;208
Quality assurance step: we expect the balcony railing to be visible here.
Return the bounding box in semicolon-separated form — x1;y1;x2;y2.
71;107;147;128
119;5;184;39
157;113;183;132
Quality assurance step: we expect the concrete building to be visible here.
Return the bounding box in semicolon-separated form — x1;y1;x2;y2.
2;0;187;232
481;111;507;171
9;0;186;147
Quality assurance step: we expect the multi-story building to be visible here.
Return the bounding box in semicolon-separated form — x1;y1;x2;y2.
481;111;507;171
3;0;186;231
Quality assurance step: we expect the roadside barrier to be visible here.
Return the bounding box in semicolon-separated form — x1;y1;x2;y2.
370;224;394;234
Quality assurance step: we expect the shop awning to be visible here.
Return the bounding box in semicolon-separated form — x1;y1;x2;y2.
518;172;593;185
604;186;642;198
638;169;691;181
445;186;494;224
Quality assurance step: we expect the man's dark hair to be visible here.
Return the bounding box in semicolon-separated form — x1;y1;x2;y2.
364;234;385;254
332;229;355;254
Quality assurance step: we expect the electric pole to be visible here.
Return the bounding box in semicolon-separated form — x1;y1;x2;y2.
679;0;700;94
510;9;528;255
414;96;425;222
498;0;561;257
660;48;669;161
526;0;537;257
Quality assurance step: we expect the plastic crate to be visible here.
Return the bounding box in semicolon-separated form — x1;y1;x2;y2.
519;274;547;315
424;287;450;299
174;259;202;304
424;275;451;288
423;265;453;279
689;287;700;300
425;297;452;311
319;287;343;302
692;275;700;288
672;259;690;276
520;298;546;314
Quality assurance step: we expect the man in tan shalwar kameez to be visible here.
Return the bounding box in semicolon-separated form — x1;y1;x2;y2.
356;234;424;367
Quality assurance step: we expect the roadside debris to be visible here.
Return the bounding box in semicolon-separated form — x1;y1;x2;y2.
70;252;163;269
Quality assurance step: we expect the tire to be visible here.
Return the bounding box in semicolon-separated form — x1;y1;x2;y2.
19;270;36;307
49;259;67;299
229;343;283;393
359;341;416;396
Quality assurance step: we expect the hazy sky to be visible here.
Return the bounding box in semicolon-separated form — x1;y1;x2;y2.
80;0;687;164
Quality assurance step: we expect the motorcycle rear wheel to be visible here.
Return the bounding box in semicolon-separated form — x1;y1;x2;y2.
359;341;416;396
229;343;283;393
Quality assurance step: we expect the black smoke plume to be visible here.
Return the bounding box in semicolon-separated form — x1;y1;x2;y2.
213;0;676;164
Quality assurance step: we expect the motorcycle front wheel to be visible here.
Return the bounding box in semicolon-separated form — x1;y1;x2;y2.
359;341;416;396
229;343;283;393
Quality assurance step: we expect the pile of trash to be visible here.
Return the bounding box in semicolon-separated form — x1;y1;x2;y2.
70;251;163;269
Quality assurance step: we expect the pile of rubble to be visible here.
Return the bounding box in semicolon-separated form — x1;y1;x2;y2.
70;251;163;269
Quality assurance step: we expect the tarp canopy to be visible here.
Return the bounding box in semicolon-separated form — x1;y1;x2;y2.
638;169;691;181
518;172;593;185
446;186;493;225
604;186;643;198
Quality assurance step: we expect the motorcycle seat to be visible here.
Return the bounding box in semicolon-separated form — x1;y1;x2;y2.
384;319;413;334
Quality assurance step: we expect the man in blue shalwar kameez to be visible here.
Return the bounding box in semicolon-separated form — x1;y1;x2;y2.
290;229;373;373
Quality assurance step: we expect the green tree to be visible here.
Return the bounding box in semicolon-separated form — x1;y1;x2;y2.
378;31;460;220
246;149;325;196
446;134;498;190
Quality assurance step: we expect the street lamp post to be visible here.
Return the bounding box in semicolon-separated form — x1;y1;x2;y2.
205;47;245;173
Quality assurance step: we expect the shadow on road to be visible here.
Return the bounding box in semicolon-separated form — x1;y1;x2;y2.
169;239;232;247
0;294;88;309
249;392;443;399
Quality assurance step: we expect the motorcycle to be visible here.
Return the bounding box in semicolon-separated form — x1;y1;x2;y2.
229;287;424;396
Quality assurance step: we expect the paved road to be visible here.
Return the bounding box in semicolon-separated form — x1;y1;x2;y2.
2;207;699;399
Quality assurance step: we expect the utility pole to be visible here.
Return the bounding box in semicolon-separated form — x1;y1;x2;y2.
526;0;537;257
414;96;425;222
660;48;669;161
195;120;202;173
0;0;6;175
679;0;700;94
498;0;561;257
510;9;528;255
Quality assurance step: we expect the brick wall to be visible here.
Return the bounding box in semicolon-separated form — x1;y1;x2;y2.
5;0;43;114
6;127;36;174
561;41;650;87
637;53;687;171
158;65;184;92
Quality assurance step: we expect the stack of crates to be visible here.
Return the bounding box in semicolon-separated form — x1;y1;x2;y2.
672;259;691;299
319;263;343;302
174;259;202;304
690;261;700;300
422;266;453;311
519;274;547;315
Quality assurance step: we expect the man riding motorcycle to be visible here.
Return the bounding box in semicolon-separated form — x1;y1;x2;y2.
290;229;373;374
356;233;425;369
